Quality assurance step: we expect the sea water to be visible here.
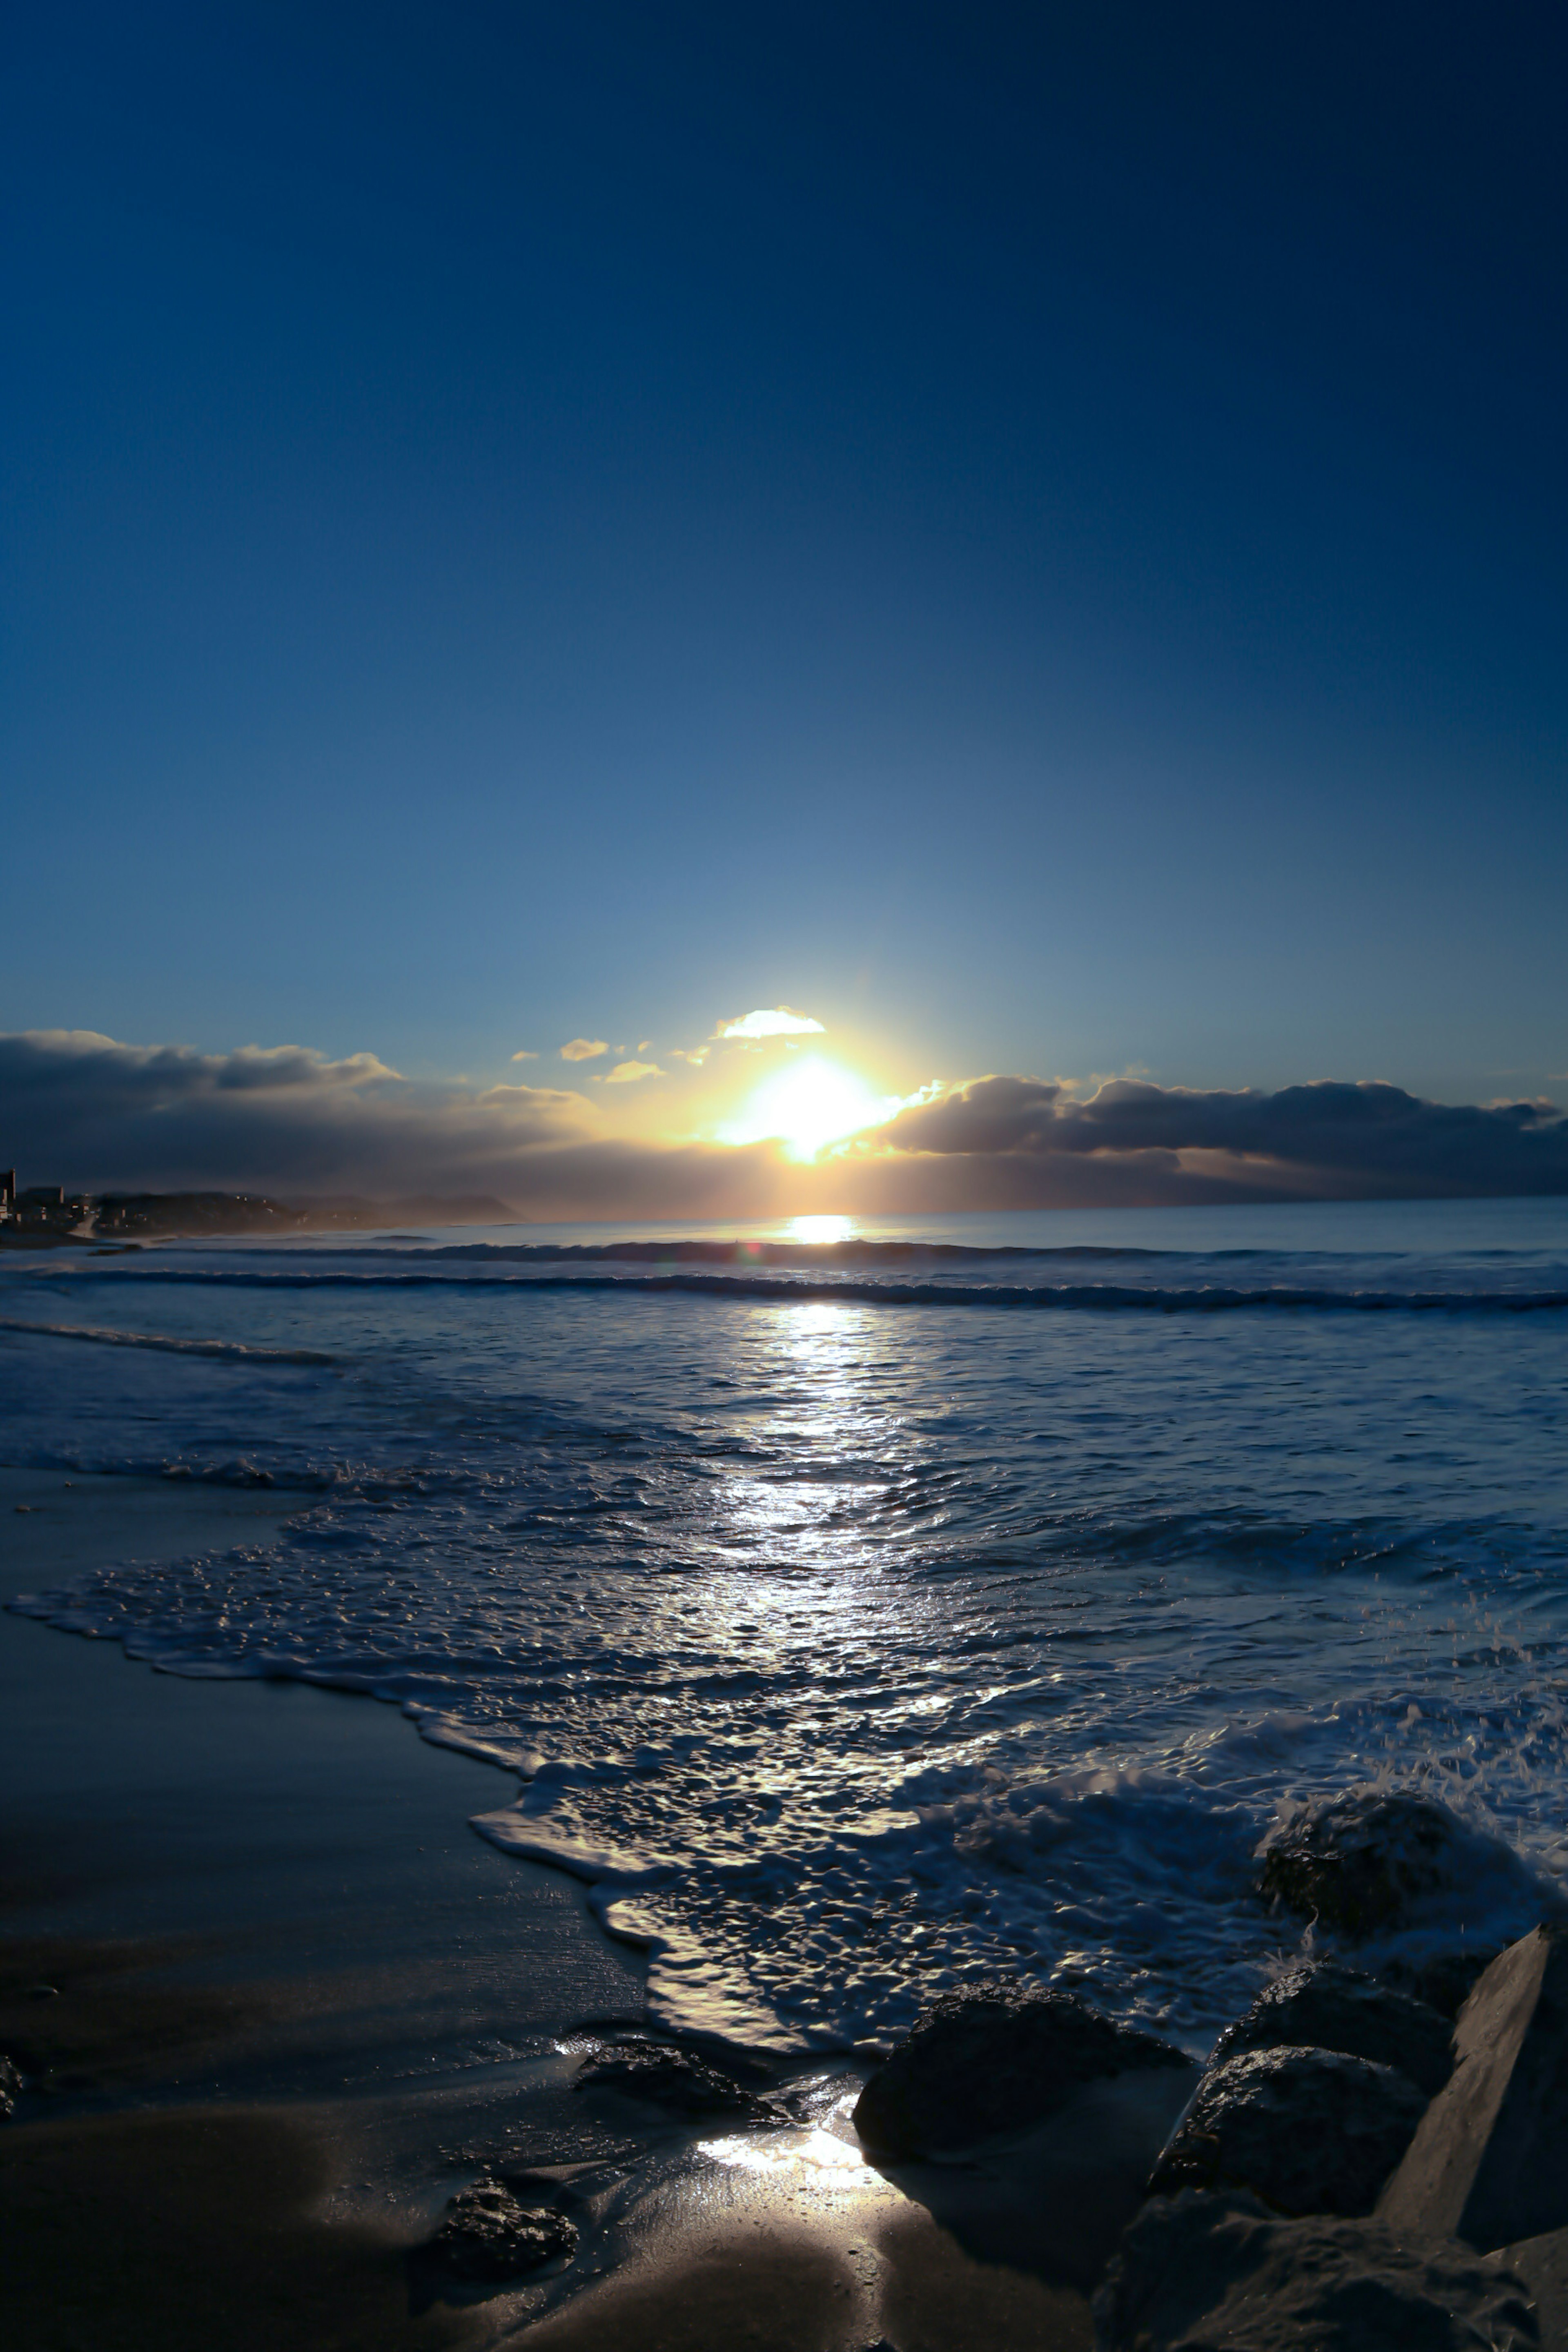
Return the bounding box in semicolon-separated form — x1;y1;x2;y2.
4;1198;1567;2052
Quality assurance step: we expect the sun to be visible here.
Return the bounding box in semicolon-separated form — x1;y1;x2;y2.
723;1058;888;1160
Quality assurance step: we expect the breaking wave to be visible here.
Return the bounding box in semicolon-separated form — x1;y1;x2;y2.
6;1199;1568;2051
0;1316;336;1363
47;1267;1568;1312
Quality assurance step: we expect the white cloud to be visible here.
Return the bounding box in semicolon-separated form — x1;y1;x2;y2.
510;1049;539;1061
560;1037;609;1062
715;1007;825;1040
605;1060;664;1084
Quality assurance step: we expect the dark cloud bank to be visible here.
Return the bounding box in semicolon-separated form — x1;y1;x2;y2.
863;1075;1568;1211
3;1031;1566;1223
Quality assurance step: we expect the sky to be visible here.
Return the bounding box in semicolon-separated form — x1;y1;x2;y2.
3;4;1566;1213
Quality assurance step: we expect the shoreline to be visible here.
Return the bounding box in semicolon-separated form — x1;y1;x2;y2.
1;1467;645;2069
0;1466;1106;2348
9;1481;1554;2343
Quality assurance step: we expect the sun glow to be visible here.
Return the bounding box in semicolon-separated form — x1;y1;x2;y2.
723;1057;888;1159
788;1214;853;1244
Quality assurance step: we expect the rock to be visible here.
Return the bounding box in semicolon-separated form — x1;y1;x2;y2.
873;2066;1201;2293
1259;1792;1497;1938
1380;1924;1568;2251
1212;1960;1453;2097
419;2176;577;2284
1149;2045;1428;2217
1498;2226;1568;2347
1094;2189;1538;2352
851;1986;1188;2159
0;2055;23;2120
1383;1948;1502;2020
572;2040;776;2121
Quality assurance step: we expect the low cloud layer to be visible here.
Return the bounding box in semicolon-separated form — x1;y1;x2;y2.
862;1075;1568;1208
3;1030;1565;1221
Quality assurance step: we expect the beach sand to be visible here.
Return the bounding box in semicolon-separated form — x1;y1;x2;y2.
0;1467;1137;2349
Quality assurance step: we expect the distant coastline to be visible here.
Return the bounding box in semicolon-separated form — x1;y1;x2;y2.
0;1183;517;1245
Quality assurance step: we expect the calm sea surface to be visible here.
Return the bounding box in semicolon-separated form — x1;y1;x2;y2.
4;1198;1567;2051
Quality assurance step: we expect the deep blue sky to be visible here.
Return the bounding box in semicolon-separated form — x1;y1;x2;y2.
4;1;1565;1108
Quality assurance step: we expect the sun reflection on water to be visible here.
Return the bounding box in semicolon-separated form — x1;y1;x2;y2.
787;1214;855;1245
697;2118;881;2191
713;1303;900;1573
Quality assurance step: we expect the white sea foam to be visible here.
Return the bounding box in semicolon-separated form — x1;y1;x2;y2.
4;1201;1567;2051
0;1315;336;1363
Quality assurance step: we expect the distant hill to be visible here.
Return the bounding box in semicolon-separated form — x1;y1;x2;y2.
287;1194;518;1230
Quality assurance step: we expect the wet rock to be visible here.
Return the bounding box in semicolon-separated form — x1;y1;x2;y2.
0;2055;23;2120
572;2039;777;2121
851;1986;1187;2159
1258;1791;1525;1939
1381;1924;1568;2250
419;2176;577;2285
1212;1960;1453;2097
1094;2189;1538;2352
1383;1947;1502;2021
1149;2045;1428;2217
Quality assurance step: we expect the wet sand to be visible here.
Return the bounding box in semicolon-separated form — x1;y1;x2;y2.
0;2105;476;2352
0;1466;1154;2348
0;1467;646;2078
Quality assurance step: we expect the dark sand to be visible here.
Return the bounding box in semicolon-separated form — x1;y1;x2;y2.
0;2106;474;2352
0;1466;646;2086
0;1468;1159;2348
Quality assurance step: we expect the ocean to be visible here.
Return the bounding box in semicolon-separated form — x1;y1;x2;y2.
4;1196;1566;2056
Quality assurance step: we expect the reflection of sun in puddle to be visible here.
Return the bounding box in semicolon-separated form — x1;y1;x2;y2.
697;2121;882;2193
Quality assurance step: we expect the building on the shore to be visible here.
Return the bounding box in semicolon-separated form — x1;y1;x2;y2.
2;1179;318;1240
0;1177;94;1236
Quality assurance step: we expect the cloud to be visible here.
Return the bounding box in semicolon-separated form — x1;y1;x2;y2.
604;1060;664;1083
715;1007;825;1040
560;1037;609;1061
4;1030;399;1099
862;1074;1568;1206
510;1049;539;1061
5;1029;1565;1222
0;1029;597;1203
0;1027;799;1220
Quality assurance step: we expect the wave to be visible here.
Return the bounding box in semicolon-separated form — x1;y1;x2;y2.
394;1237;1564;1269
76;1269;1568;1312
15;1501;1561;2049
419;1238;1185;1264
0;1316;336;1364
